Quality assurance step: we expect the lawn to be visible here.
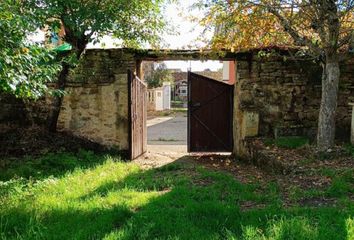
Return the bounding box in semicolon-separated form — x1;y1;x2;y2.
0;151;353;240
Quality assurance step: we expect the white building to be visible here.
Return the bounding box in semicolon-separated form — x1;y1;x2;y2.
147;82;171;111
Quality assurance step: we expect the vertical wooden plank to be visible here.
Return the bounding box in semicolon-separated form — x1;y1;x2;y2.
128;70;133;160
129;69;147;160
187;71;191;153
143;82;147;153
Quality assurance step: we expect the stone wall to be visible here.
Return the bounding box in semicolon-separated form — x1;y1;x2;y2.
57;49;136;150
234;51;354;156
0;49;136;151
0;93;27;125
2;48;353;156
0;92;52;126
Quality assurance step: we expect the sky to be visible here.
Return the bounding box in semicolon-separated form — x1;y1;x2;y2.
87;1;222;71
159;1;222;71
29;1;222;71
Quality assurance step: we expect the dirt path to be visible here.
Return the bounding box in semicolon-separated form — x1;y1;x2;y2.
133;149;187;169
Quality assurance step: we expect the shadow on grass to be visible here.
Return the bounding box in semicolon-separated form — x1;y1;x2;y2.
0;154;353;240
1;205;133;239
0;150;122;181
86;160;352;240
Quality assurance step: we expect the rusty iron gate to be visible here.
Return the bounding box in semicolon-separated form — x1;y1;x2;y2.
188;72;234;152
128;70;147;159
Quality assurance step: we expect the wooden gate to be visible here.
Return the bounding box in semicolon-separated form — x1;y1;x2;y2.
188;72;234;152
128;70;147;159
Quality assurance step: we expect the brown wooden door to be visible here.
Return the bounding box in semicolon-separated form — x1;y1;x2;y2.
188;72;234;152
128;70;147;159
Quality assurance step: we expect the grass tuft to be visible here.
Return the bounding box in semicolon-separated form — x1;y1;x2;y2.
265;136;310;149
224;217;319;240
345;144;354;157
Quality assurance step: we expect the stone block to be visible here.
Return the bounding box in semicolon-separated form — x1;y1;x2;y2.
242;111;260;137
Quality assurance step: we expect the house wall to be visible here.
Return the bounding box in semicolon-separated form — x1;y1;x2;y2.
147;83;171;111
233;52;354;156
223;61;236;84
162;82;171;110
147;89;156;111
155;89;164;111
223;61;230;81
229;61;236;84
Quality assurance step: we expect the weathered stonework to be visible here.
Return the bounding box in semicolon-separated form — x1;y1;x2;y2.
234;52;354;157
1;48;353;157
0;93;27;125
56;50;136;150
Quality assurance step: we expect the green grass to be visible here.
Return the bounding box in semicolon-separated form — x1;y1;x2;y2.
151;108;187;117
0;151;353;239
265;136;310;149
156;137;178;142
171;108;187;112
288;167;354;202
345;144;354;157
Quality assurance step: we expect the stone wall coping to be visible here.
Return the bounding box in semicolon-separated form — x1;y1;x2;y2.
84;47;306;61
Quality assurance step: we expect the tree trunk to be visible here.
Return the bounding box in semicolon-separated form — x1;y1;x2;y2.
46;62;70;132
317;55;340;150
46;40;87;132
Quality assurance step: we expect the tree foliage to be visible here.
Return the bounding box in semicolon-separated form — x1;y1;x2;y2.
196;0;354;150
29;0;170;131
0;0;170;99
0;0;60;98
196;0;354;54
145;63;173;88
31;0;168;52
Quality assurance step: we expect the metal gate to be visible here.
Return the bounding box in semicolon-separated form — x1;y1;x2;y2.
188;72;234;152
128;70;147;159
